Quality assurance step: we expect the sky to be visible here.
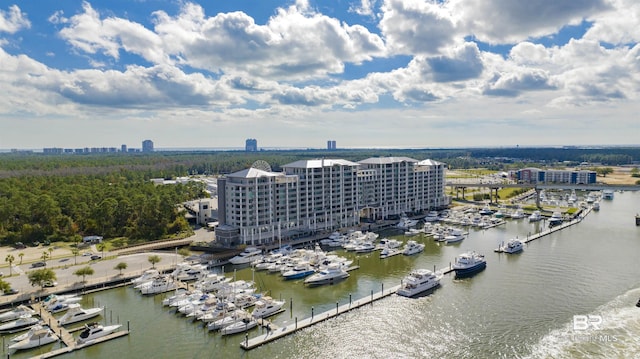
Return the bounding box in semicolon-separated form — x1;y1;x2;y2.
0;0;639;150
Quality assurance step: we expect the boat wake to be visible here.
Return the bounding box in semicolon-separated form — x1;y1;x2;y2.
524;286;640;359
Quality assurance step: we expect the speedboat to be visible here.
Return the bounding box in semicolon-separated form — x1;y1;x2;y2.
396;269;442;297
0;315;39;333
251;296;285;319
229;247;263;265
304;263;349;286
8;327;57;350
0;305;35;322
452;251;487;278
478;204;493;215
510;208;525;219
220;317;257;335
499;239;524;254
76;322;122;344
402;240;425;256
58;304;103;326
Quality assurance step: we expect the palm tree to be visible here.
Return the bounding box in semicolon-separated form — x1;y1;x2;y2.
71;248;80;265
41;251;49;265
5;255;15;276
18;253;24;265
114;262;127;276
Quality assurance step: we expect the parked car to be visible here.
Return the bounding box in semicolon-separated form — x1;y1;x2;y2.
13;242;26;249
82;252;93;256
31;262;46;268
43;280;57;288
3;288;19;295
90;255;102;260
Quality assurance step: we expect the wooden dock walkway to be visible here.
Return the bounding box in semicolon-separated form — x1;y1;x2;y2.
240;284;401;350
522;206;592;244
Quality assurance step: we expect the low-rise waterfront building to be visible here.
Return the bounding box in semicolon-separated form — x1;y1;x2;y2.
515;168;597;184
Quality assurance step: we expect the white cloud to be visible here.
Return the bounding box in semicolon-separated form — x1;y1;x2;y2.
0;4;30;34
379;0;459;55
451;0;610;44
583;0;640;44
349;0;377;17
58;2;165;64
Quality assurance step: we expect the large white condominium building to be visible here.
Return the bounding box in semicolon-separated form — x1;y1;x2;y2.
216;157;447;246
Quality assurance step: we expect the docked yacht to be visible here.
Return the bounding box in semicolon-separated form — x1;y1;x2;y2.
452;251;487;277
0;305;35;322
76;322;122;344
423;211;440;222
8;327;57;350
46;295;82;312
131;269;160;286
402;240;425;255
396;269;442;297
548;211;563;227
282;263;315;280
354;241;376;253
220;317;257;335
58;304;103;326
510;208;525;219
251;297;285;319
444;228;466;244
139;276;177;295
499;239;524;254
304;263;349;286
207;310;251;331
396;214;419;229
528;210;542;222
0;315;39;333
229;247;263;265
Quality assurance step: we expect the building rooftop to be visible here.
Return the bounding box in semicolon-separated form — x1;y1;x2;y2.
227;167;282;178
358;157;418;164
283;159;360;168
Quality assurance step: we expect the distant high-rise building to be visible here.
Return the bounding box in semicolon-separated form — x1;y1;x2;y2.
121;144;127;153
327;140;336;150
245;138;258;152
142;140;154;152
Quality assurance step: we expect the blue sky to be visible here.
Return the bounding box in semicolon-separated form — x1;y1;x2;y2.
0;0;638;150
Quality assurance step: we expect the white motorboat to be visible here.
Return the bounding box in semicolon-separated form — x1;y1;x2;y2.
510;208;525;219
8;327;57;350
76;322;122;344
404;228;423;236
11;324;44;342
282;262;315;280
354;241;376;253
549;211;563;227
175;264;208;282
528;210;542;222
452;251;487;277
207;310;251;331
499;239;524;254
478;204;494;215
0;315;40;333
396;269;442;297
396;214;419;230
131;269;160;285
229;247;263;265
220;317;257;335
45;295;82;312
304;263;349;286
251;296;285;319
0;305;35;322
197;302;238;323
379;238;402;249
402;240;425;255
58;304;103;326
444;228;466;244
139;276;177;295
423;211;440;222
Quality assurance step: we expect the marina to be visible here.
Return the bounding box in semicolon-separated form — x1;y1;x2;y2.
0;191;639;358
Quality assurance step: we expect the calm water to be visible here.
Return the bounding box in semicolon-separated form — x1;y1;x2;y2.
4;191;640;358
